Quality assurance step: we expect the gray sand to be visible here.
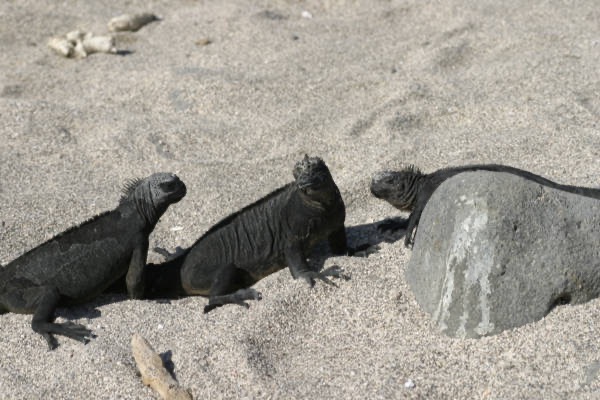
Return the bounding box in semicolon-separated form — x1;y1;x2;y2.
1;0;599;398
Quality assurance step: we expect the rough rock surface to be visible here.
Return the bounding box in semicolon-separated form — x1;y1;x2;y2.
407;171;600;338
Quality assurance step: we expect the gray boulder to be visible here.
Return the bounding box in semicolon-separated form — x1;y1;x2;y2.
406;171;600;338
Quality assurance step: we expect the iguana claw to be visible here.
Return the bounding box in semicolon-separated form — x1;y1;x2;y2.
300;265;349;287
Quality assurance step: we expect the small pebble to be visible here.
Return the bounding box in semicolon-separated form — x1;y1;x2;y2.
301;10;313;19
65;30;85;43
82;34;116;55
47;37;74;58
195;38;212;46
404;379;415;389
108;13;159;32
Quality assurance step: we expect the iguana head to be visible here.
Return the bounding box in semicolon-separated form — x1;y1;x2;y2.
293;155;338;204
370;165;422;211
121;173;187;224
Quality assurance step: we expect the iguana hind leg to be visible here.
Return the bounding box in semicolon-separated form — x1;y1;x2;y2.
204;264;261;313
1;285;94;349
30;287;94;349
204;288;262;313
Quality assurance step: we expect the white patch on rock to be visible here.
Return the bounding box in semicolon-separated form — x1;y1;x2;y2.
433;251;455;332
435;197;495;337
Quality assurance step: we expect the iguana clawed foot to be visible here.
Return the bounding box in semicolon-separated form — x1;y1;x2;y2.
204;288;262;314
404;232;415;248
40;322;95;350
153;246;186;261
43;333;60;350
299;265;350;287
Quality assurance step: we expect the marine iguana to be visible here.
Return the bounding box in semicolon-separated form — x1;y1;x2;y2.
371;164;600;247
142;155;363;313
0;173;186;349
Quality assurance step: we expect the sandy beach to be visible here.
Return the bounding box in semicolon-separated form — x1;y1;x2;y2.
1;0;599;398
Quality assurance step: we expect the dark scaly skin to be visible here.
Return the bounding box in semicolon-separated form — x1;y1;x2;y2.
371;164;600;247
143;155;364;313
0;173;186;349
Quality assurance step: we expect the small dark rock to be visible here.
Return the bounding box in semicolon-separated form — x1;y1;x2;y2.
255;10;287;20
1;84;23;98
195;38;212;46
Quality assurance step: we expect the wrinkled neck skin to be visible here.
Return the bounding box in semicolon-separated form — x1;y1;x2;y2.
132;184;166;228
402;172;429;211
298;190;326;211
384;171;426;212
413;171;427;190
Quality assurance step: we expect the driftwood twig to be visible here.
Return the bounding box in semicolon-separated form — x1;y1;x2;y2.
131;333;193;400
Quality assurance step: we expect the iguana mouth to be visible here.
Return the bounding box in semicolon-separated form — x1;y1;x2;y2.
170;184;187;202
296;172;327;189
161;175;187;202
370;172;394;199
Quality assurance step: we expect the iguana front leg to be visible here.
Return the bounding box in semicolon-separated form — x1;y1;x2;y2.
285;241;347;287
126;239;149;299
405;205;425;248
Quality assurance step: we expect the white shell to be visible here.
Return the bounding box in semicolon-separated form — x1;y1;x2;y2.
82;34;117;54
47;37;74;58
108;13;158;32
49;30;118;58
65;30;85;43
72;39;88;58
